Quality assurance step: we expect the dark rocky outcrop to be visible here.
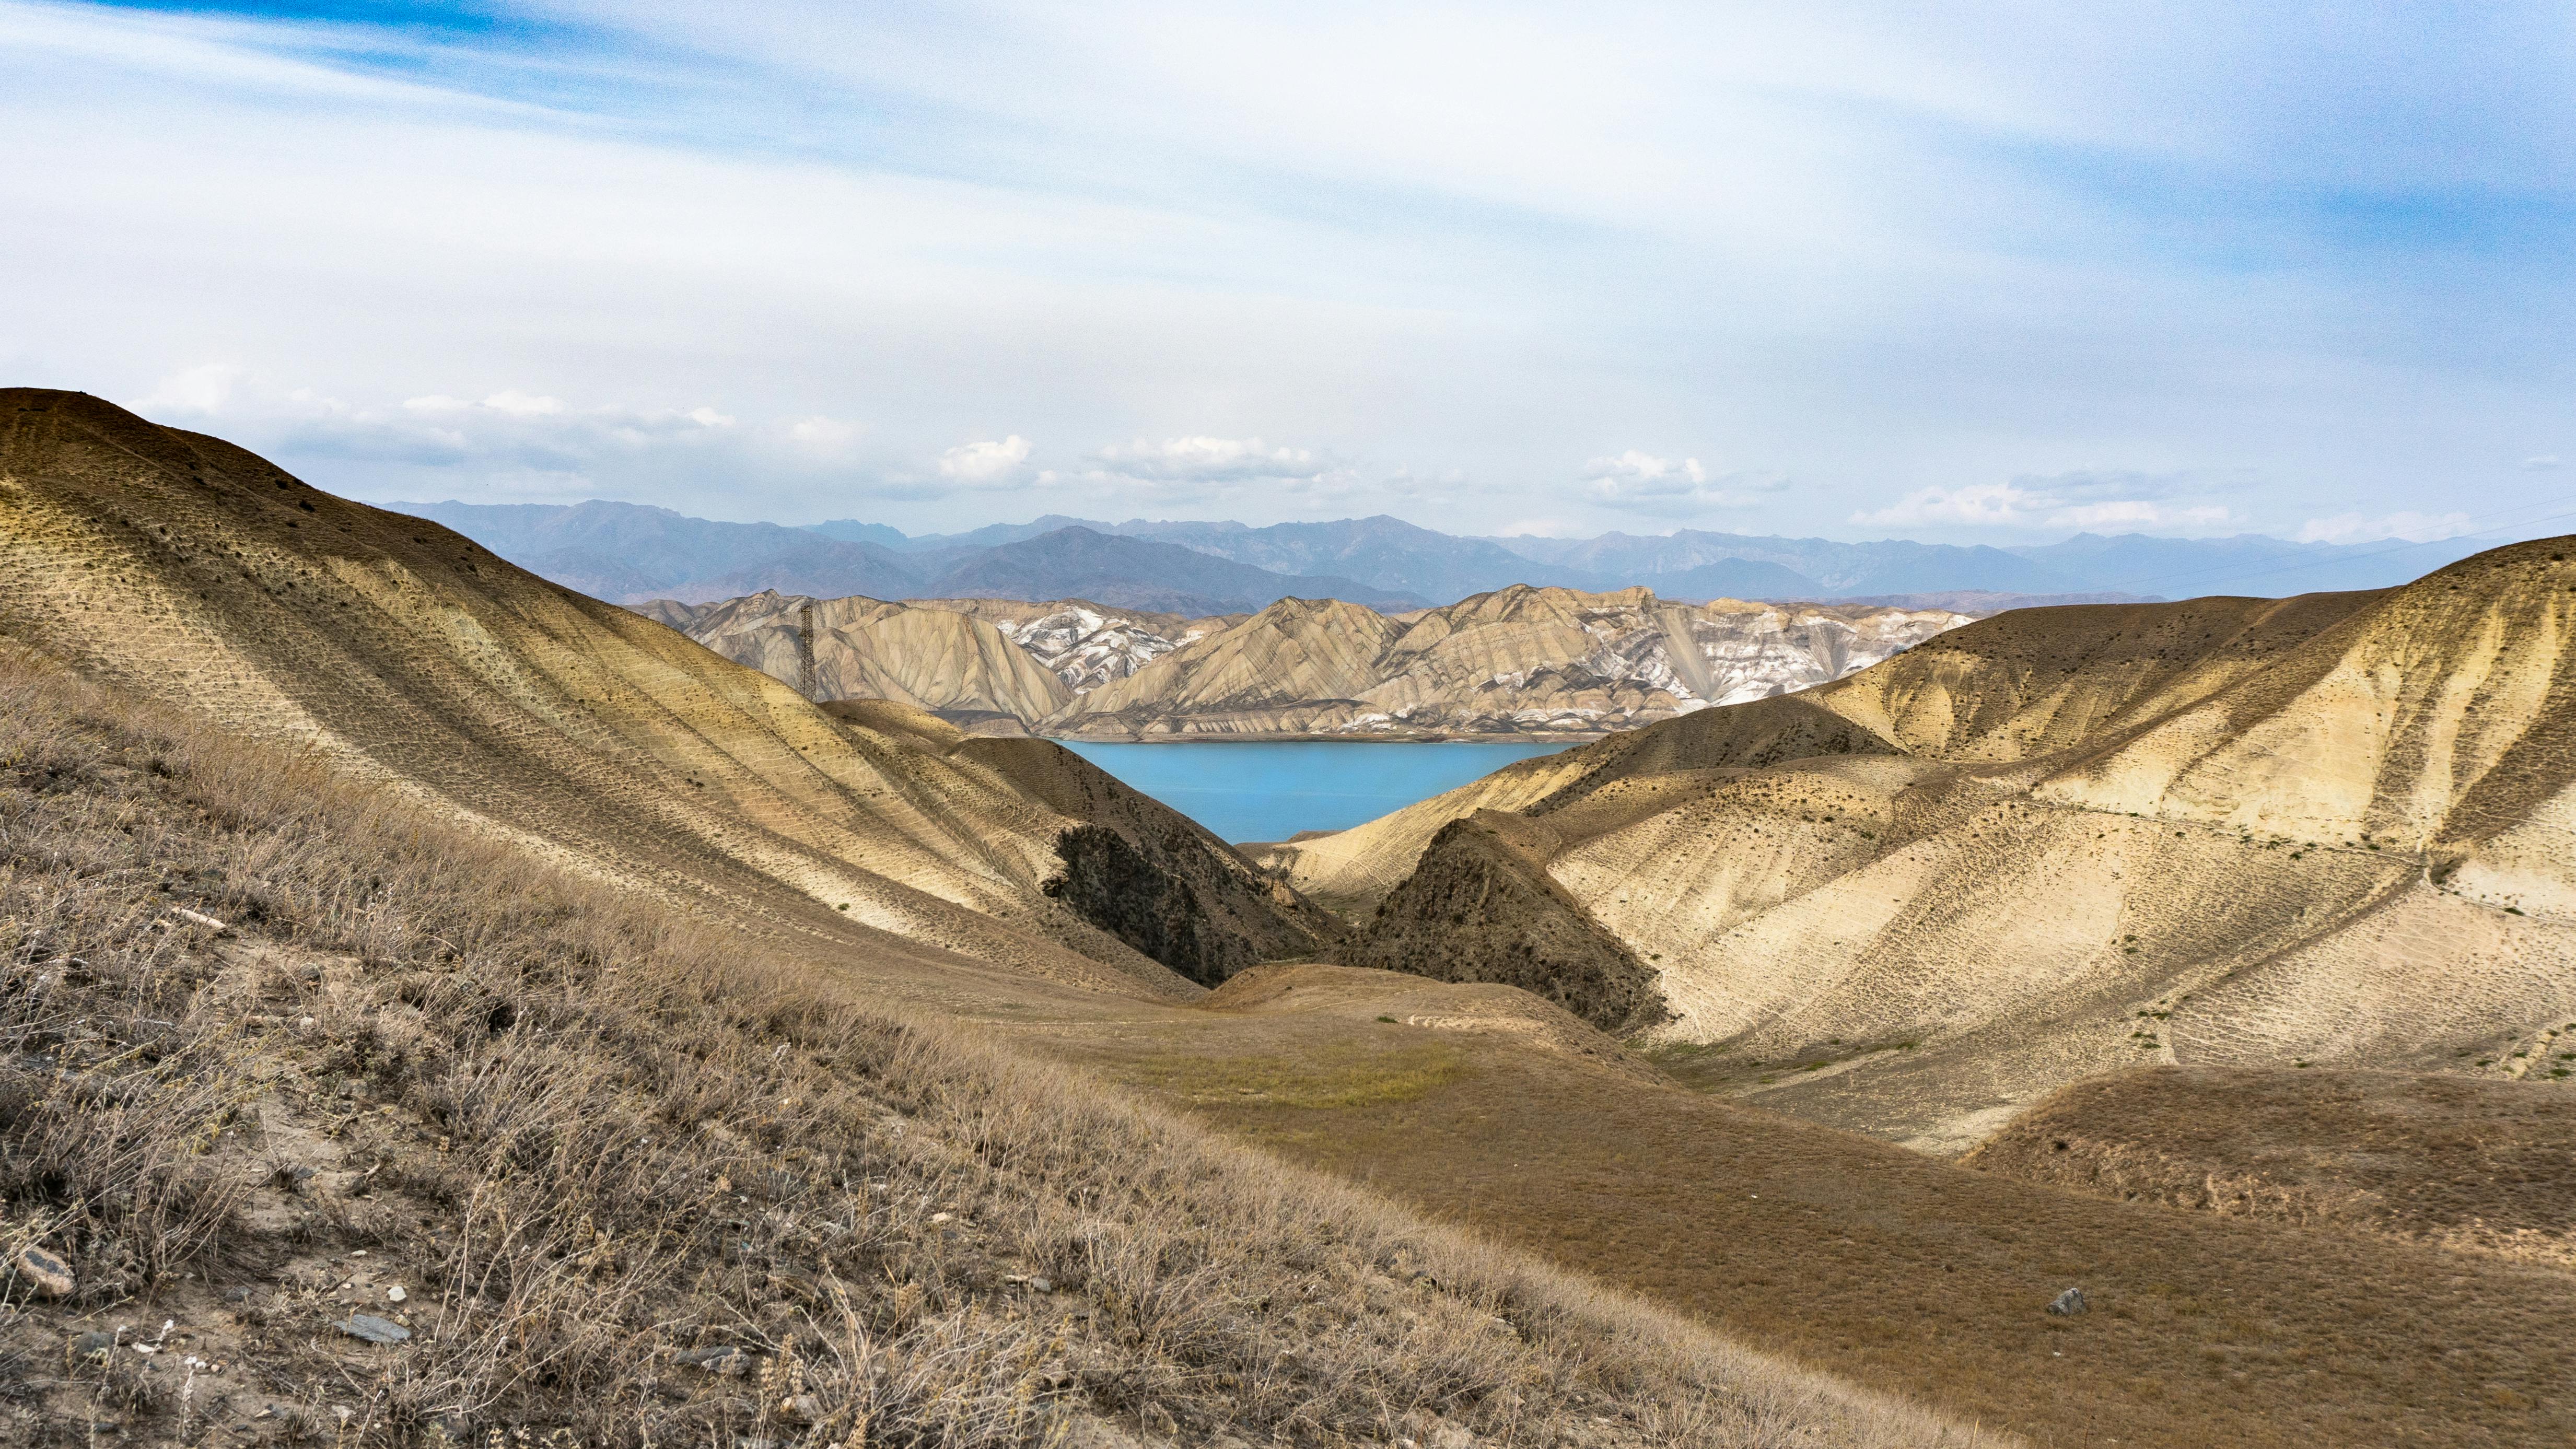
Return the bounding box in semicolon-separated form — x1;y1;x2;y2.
1353;810;1666;1034
962;738;1341;985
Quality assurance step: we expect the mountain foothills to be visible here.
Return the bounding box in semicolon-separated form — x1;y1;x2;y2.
418;499;2498;611
1270;543;2576;1152
0;391;1325;995
11;391;2576;1448
647;587;1969;739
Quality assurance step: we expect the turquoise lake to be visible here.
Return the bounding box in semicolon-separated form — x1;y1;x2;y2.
1058;741;1575;845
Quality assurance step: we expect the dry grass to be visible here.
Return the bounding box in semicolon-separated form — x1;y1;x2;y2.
1964;1065;2576;1269
0;650;1988;1447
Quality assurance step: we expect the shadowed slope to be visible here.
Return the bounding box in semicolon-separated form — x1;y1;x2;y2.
1351;811;1667;1033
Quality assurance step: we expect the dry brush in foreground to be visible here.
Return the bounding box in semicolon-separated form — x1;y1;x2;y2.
0;651;1993;1448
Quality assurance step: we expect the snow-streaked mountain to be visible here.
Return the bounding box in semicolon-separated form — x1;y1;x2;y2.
642;585;1970;739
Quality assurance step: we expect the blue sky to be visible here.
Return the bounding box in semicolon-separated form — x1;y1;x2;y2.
4;1;2573;544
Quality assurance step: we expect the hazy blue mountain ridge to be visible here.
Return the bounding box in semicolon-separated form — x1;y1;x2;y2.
406;498;2499;612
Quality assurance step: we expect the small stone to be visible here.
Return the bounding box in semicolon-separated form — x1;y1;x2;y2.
676;1344;750;1376
386;1286;406;1303
928;1212;954;1225
171;907;228;931
336;1314;411;1345
1028;1277;1053;1294
14;1245;75;1298
2046;1287;2089;1316
73;1330;119;1363
780;1394;822;1424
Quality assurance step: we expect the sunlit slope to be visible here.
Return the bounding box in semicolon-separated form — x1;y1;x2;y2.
1066;595;1403;732
1062;585;1966;737
663;589;1078;719
0;389;1193;995
1353;546;2576;1149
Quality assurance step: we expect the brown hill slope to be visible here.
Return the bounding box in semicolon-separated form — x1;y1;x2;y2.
0;389;1324;990
1347;550;2576;1150
1965;1066;2576;1268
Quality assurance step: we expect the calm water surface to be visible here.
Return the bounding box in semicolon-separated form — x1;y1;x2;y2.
1059;741;1574;845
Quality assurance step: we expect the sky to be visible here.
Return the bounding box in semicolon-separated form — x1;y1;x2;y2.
4;1;2574;546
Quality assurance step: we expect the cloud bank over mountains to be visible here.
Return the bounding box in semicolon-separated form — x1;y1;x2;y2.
5;1;2572;545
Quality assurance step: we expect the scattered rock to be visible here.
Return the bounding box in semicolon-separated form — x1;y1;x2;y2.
14;1245;75;1298
336;1314;411;1345
386;1286;407;1303
170;907;228;931
779;1394;822;1424
676;1344;752;1376
72;1330;119;1364
928;1211;954;1225
1028;1276;1054;1294
2046;1287;2089;1317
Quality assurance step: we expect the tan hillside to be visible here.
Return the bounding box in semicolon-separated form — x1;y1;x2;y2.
651;588;1078;721
15;392;2576;1445
1068;596;1407;732
1060;585;1969;738
0;655;1998;1449
1346;544;2576;1151
0;390;1323;992
648;582;1967;738
918;596;1231;693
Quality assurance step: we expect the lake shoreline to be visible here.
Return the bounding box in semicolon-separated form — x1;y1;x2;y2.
1057;739;1578;843
1038;731;1611;744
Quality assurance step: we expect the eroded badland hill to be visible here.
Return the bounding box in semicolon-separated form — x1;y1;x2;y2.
7;391;2576;1447
1286;553;2576;1155
649;583;1967;740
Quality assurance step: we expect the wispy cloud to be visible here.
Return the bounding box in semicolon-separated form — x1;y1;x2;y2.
13;1;2576;537
2294;510;2477;545
937;435;1036;486
1854;471;2233;533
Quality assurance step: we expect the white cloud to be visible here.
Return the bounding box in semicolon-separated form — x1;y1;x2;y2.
1092;436;1320;484
18;1;2574;537
936;435;1035;486
783;415;865;459
2524;455;2563;471
137;362;250;414
1580;450;1775;517
1854;471;2234;532
1045;436;1383;507
2294;511;2477;545
1498;517;1582;538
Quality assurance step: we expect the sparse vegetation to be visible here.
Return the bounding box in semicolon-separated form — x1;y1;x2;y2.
0;657;1981;1446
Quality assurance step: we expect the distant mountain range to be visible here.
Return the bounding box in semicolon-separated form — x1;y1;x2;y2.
406;499;2499;611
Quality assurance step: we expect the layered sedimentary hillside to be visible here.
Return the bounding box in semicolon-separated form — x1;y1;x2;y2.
0;390;1324;990
1061;586;1969;737
915;597;1229;693
649;589;1078;726
1324;544;2576;1150
646;583;1965;738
